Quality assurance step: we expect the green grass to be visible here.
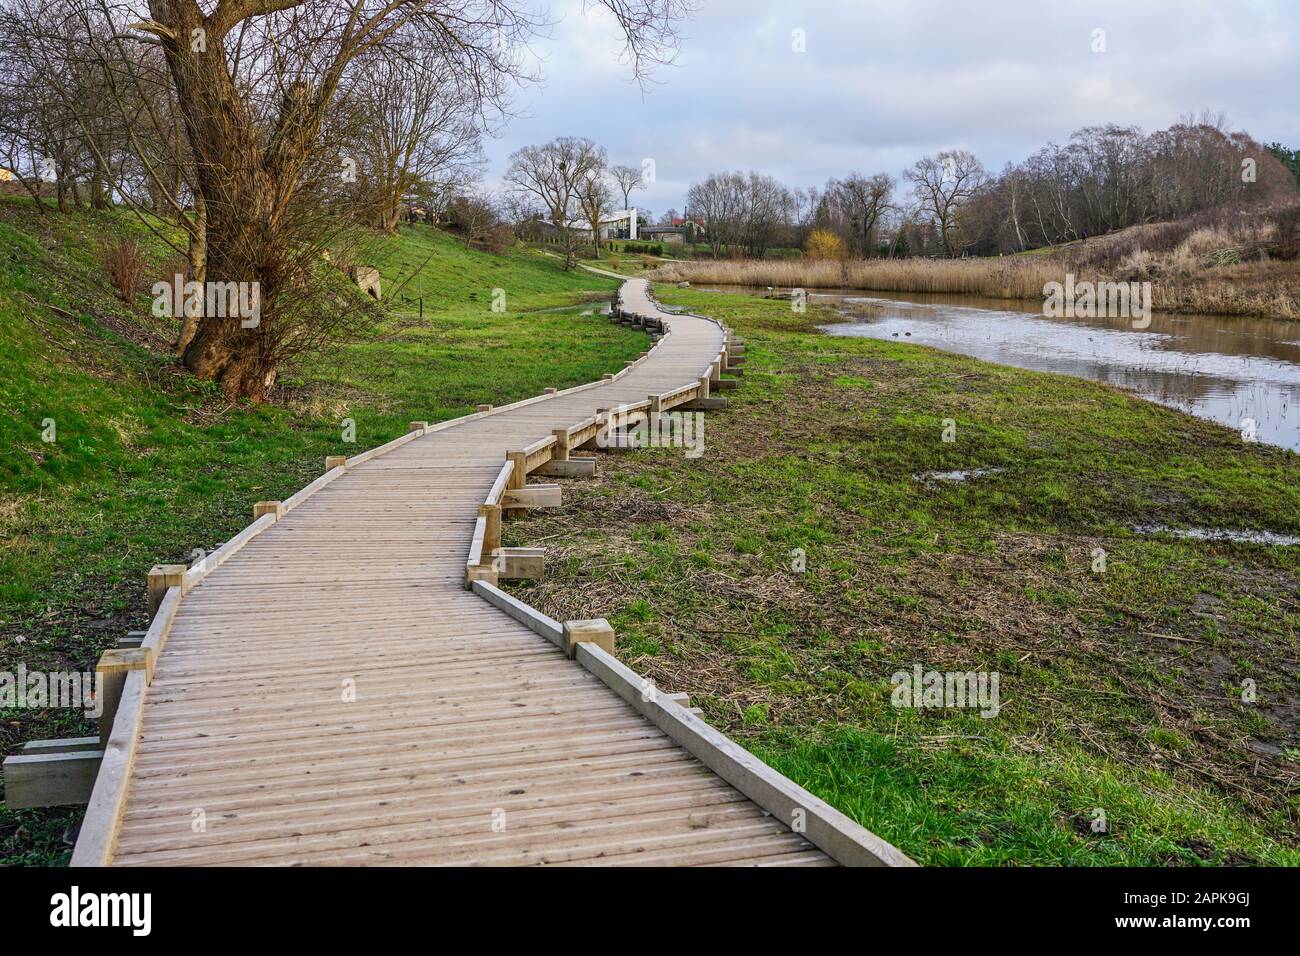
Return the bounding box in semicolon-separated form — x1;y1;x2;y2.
0;200;638;864
502;283;1300;866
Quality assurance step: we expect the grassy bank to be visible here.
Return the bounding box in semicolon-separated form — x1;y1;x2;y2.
0;201;634;864
501;283;1300;865
651;202;1300;319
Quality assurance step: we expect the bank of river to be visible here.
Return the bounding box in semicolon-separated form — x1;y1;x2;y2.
697;285;1300;452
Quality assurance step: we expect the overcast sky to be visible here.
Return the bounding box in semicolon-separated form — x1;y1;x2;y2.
482;0;1298;216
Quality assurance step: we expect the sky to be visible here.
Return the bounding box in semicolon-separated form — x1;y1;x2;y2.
481;0;1298;217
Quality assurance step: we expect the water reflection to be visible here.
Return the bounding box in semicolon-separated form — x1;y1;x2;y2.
699;286;1300;452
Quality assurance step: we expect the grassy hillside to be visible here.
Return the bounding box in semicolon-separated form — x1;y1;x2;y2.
502;283;1300;866
0;200;637;864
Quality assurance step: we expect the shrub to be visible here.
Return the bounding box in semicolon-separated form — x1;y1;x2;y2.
103;238;146;304
805;229;846;260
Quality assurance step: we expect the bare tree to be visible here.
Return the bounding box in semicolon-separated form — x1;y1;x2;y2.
905;150;988;256
609;163;644;211
504;136;605;269
831;173;894;256
578;166;612;258
339;46;487;233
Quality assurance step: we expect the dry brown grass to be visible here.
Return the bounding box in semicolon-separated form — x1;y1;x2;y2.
653;201;1300;319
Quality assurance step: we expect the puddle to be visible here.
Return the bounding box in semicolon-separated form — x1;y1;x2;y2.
1133;524;1300;546
913;468;1004;483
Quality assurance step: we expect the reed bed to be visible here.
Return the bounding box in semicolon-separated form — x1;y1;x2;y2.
651;227;1300;319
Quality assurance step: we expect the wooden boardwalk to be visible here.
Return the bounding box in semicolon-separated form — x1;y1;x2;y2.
65;279;911;867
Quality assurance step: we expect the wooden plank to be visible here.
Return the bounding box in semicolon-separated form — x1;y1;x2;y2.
534;458;597;479
493;546;545;580
500;484;562;509
22;736;101;754
3;750;104;809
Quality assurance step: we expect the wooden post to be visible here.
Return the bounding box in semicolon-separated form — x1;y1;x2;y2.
543;387;557;395
253;501;285;521
479;503;501;555
563;618;615;658
325;456;347;472
698;375;711;400
147;564;186;618
710;359;721;384
408;421;429;433
552;428;571;461
477;404;493;413
95;648;150;746
506;451;527;490
602;373;615;381
648;394;662;414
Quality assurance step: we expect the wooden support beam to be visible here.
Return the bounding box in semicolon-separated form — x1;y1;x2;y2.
534;458;598;479
648;394;662;413
3;748;104;809
253;500;285;521
324;455;347;472
681;396;728;411
477;404;493;413
408;421;429;433
713;378;739;391
500;484;562;509
602;373;615;381
543;387;557;395
697;375;711;400
146;564;186;618
117;631;146;649
563;618;615;658
492;546;545;580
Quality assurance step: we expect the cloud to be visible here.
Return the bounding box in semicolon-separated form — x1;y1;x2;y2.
482;0;1299;212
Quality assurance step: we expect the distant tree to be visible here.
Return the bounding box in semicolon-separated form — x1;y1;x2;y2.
905;150;988;256
1267;142;1300;187
505;136;606;269
577;166;613;258
609;163;645;210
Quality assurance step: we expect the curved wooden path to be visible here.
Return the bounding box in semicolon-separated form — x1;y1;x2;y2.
67;278;912;867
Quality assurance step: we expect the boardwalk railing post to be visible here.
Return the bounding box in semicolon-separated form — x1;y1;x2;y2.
480;503;501;555
563;618;615;658
95;648;150;746
253;501;285;521
325;455;347;472
147;564;186;618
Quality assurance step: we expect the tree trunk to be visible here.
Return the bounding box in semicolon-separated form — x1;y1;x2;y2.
174;193;207;355
181;320;274;402
156;3;331;401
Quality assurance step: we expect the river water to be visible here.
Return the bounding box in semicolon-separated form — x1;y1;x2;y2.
698;286;1300;452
